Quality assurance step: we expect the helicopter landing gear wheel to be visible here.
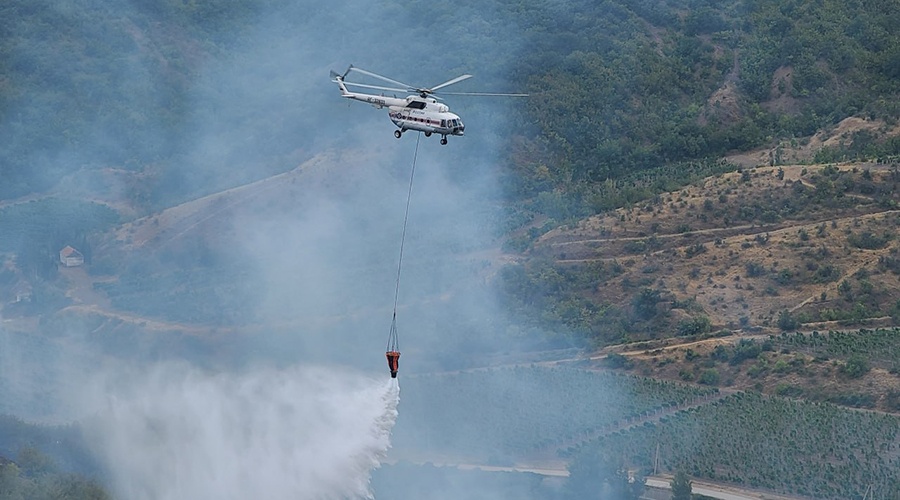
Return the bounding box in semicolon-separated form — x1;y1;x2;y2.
424;131;432;137
440;137;448;145
394;130;402;139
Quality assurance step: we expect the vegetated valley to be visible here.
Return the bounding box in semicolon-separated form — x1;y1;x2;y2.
521;161;900;411
2;0;900;499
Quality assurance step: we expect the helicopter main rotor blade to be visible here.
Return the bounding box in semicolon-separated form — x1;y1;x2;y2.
342;81;409;93
429;74;473;92
347;67;415;92
438;91;529;97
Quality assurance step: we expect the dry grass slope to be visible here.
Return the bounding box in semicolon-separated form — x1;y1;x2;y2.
533;162;900;331
532;161;900;412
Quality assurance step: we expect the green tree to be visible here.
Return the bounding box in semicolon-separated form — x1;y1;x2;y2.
42;474;110;500
0;455;110;500
777;310;800;331
838;280;853;301
671;469;693;500
565;448;645;500
841;354;870;378
605;353;634;369
677;316;711;336
0;462;23;500
633;288;662;320
16;447;56;477
699;368;720;386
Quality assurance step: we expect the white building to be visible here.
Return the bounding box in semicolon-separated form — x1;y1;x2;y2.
59;245;84;267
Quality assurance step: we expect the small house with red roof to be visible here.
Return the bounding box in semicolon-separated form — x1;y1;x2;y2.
59;245;84;267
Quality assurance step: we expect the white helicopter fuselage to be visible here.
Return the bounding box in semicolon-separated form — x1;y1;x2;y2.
387;98;465;137
334;76;465;141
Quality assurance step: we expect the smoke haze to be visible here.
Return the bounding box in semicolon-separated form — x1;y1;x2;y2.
0;1;552;498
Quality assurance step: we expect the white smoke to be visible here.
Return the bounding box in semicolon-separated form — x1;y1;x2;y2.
82;363;399;500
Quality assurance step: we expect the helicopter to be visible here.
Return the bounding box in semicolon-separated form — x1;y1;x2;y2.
330;65;527;145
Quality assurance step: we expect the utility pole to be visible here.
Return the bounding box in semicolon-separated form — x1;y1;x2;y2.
654;442;659;475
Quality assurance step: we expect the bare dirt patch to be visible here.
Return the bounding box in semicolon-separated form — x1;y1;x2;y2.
761;65;800;115
726;117;900;168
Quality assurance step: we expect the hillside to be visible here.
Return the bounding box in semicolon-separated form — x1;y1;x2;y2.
496;156;900;413
3;1;900;497
505;158;900;339
8;151;899;417
5;136;900;404
4;0;900;206
503;0;900;211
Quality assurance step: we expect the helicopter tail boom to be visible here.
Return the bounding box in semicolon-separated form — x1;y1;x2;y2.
332;68;408;109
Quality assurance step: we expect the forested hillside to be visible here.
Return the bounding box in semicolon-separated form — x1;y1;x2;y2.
503;0;900;216
4;0;900;350
3;0;900;368
4;0;899;204
1;0;297;202
0;415;108;499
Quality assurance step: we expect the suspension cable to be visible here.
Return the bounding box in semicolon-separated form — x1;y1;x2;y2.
387;132;421;352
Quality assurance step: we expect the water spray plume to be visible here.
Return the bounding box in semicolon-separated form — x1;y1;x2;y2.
83;364;399;500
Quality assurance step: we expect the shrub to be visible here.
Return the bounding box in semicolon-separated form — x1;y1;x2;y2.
777;310;800;331
677;316;711;336
711;345;730;362
730;339;762;365
848;231;890;250
745;262;765;277
633;288;663;319
699;368;720;386
605;353;634;369
841;355;870;378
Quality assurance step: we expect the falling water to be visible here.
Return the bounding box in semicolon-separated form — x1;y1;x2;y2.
83;364;399;500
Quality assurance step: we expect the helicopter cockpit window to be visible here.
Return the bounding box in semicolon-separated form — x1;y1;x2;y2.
406;101;426;109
